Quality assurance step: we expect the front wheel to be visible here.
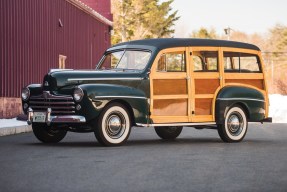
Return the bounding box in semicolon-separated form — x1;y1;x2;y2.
94;103;131;146
217;106;248;142
154;126;183;140
32;123;67;143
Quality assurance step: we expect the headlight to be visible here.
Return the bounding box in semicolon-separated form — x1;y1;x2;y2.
73;87;84;102
21;88;30;101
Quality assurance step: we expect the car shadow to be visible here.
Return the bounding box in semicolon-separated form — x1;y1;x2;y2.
24;141;101;148
22;137;273;148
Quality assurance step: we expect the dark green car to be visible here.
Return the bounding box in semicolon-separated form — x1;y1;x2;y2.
22;38;272;146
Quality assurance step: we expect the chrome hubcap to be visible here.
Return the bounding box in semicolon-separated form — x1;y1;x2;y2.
106;113;126;139
227;113;243;136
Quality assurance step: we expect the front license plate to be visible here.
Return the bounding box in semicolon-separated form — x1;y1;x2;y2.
33;112;46;123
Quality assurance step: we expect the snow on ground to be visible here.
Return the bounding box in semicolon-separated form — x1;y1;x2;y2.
269;94;287;123
0;94;286;128
0;118;27;128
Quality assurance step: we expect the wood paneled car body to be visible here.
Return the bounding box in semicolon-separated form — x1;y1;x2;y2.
22;38;272;146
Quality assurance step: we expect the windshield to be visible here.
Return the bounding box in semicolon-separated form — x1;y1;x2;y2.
97;50;151;71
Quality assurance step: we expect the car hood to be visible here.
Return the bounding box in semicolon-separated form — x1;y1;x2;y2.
43;69;144;91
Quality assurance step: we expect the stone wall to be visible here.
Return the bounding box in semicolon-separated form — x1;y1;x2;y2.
0;97;22;118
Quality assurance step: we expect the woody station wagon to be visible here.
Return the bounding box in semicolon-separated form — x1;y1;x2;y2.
22;38;272;146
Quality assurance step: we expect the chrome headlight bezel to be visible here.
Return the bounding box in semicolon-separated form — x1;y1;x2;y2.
73;87;84;102
21;88;30;101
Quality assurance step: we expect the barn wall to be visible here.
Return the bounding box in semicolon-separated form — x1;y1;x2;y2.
80;0;113;20
0;0;111;118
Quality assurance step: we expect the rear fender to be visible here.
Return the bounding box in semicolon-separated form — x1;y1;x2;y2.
215;86;265;124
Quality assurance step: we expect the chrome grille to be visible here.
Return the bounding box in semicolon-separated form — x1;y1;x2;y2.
29;91;75;115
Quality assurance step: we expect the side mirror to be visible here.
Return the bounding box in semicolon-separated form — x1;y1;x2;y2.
145;68;151;79
146;68;151;75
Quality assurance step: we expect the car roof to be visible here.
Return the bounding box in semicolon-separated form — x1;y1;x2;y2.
113;38;260;51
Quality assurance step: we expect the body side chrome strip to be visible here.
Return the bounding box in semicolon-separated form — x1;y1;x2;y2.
136;122;216;127
216;98;265;102
68;77;143;81
94;96;147;100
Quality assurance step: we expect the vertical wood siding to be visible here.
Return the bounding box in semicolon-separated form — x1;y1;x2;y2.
0;0;111;97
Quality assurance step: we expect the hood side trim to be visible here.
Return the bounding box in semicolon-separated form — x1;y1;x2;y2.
67;77;144;81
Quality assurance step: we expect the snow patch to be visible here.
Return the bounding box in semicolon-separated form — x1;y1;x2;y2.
269;94;287;123
0;118;27;128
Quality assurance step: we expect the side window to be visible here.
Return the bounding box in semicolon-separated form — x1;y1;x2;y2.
100;51;124;69
224;57;232;70
193;56;203;71
240;54;260;72
157;52;186;72
192;51;218;72
224;52;261;73
224;52;240;72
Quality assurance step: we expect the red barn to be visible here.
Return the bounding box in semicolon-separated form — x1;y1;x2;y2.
0;0;113;118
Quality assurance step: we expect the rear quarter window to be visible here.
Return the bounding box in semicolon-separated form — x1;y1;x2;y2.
224;52;261;73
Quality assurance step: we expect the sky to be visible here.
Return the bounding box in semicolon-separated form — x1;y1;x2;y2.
171;0;287;37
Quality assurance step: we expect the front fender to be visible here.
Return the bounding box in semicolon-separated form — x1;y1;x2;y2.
22;84;43;114
215;86;265;124
77;84;149;123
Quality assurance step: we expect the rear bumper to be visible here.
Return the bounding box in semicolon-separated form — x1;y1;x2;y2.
27;107;86;125
260;117;272;123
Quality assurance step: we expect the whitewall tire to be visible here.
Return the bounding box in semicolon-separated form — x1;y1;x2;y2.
217;106;248;142
94;103;131;146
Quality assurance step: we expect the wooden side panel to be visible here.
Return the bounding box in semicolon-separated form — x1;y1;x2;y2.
153;99;187;116
195;98;213;115
225;79;264;90
194;79;220;94
153;79;187;95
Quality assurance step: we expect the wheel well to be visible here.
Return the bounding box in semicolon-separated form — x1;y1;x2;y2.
106;99;136;126
231;102;250;120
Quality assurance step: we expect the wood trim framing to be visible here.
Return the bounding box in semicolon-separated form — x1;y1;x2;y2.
190;46;221;122
225;79;264;90
153;79;187;95
149;46;269;124
150;47;189;122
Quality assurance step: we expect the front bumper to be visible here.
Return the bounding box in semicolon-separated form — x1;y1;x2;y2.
27;107;86;125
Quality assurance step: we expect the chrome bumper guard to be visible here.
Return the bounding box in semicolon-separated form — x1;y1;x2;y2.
27;107;86;125
260;117;272;123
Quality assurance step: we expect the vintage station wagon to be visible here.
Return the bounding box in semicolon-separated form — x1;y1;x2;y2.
22;38;272;146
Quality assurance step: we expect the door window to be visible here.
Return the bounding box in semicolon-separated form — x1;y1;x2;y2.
157;52;186;72
192;51;218;72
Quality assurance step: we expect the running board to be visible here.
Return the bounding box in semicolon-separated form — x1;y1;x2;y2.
136;122;216;127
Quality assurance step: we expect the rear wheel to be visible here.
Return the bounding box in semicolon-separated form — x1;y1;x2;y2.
32;123;67;143
154;126;183;140
217;106;248;142
94;103;131;146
